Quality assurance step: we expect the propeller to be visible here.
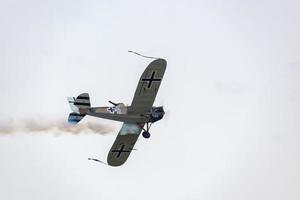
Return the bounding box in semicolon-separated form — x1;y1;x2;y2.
159;99;170;124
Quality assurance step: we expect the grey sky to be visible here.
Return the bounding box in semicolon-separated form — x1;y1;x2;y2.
0;0;300;199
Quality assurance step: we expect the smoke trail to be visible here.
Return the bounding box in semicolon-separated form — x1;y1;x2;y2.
0;118;115;135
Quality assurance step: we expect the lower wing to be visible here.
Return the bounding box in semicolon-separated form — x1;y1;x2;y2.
107;123;144;166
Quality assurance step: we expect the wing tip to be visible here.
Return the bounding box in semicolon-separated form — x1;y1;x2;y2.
156;58;167;64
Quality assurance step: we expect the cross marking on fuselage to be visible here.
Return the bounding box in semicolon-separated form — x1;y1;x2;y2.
107;107;115;113
111;144;131;158
142;71;161;89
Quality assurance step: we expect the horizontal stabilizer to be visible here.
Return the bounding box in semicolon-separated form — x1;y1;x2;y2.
67;97;79;113
68;112;86;124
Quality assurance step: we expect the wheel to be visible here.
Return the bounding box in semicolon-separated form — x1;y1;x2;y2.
142;131;151;139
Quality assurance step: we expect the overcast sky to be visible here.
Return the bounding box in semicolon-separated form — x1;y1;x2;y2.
0;0;300;199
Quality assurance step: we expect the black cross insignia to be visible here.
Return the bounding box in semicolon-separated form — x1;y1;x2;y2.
142;71;161;89
111;144;131;158
107;107;115;113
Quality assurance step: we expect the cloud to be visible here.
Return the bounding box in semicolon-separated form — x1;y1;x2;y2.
289;61;300;70
214;80;247;95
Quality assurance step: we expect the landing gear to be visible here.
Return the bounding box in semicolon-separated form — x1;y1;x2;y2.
141;122;152;139
142;131;151;139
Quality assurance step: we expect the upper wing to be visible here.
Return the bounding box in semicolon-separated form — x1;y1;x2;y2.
128;59;167;115
107;123;143;166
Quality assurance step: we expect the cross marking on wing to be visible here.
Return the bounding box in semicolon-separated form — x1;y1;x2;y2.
141;71;161;89
111;144;131;158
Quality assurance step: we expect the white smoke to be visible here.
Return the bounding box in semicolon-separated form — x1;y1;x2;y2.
0;118;115;135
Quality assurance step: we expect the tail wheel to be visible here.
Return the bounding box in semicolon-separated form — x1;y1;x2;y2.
142;131;151;139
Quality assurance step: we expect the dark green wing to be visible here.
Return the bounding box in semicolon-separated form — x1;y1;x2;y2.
107;59;167;166
128;59;167;115
107;123;143;166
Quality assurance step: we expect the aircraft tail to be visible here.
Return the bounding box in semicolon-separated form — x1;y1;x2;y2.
67;93;90;124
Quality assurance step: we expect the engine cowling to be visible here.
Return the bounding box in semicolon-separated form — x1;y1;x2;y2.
149;106;165;123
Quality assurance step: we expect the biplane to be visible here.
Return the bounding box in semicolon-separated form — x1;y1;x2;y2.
67;58;167;166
